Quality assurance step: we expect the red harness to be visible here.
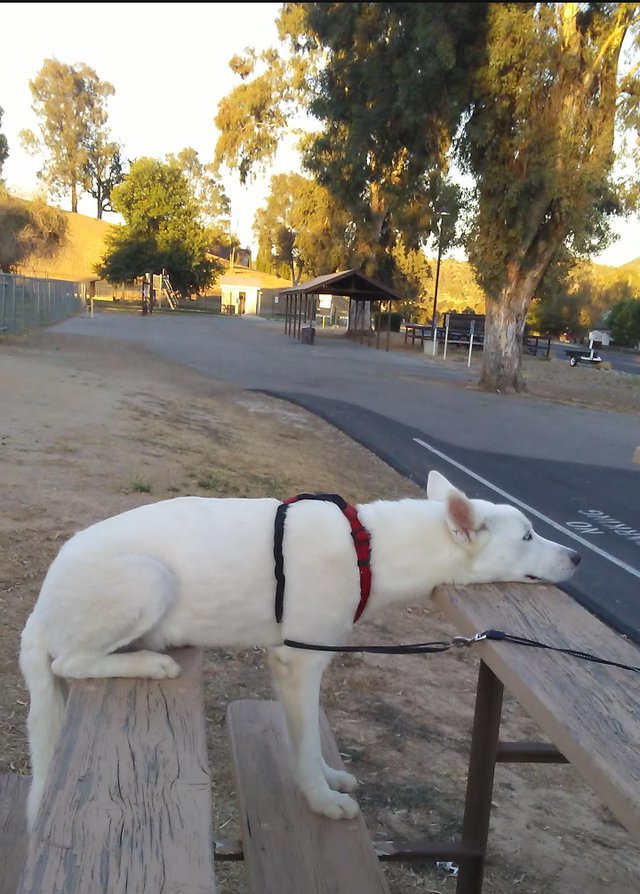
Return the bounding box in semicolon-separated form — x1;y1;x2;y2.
273;494;372;625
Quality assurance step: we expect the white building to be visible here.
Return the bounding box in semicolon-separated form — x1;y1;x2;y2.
217;268;292;315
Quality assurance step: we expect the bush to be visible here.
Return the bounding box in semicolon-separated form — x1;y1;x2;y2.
607;298;640;348
372;310;403;332
0;191;67;272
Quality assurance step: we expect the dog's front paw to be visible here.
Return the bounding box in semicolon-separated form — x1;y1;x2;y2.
306;788;360;820
323;766;358;793
141;652;182;679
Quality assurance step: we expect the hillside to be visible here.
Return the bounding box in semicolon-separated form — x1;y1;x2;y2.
419;252;640;329
18;210;114;283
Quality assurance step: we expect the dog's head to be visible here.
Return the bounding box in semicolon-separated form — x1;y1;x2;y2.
426;470;581;584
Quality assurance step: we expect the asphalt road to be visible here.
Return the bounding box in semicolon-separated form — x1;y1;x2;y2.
54;312;640;645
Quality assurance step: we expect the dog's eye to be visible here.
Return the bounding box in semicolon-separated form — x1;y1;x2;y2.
523;531;533;541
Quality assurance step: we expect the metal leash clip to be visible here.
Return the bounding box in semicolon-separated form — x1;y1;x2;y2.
452;631;488;648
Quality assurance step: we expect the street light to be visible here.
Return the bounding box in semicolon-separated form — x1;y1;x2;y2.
431;211;450;339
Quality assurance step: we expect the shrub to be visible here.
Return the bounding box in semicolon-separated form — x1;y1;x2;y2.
372;310;403;332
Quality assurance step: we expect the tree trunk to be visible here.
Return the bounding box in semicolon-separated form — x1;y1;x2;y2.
480;202;566;392
71;181;78;214
479;278;533;392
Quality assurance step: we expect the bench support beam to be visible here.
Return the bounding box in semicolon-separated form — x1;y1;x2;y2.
456;660;504;893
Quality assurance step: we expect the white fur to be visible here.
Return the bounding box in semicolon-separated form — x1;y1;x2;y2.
20;471;580;829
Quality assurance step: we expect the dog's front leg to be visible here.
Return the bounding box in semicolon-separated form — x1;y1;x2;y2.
268;647;359;820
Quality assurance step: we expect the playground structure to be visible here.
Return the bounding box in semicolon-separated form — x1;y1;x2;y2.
141;271;180;314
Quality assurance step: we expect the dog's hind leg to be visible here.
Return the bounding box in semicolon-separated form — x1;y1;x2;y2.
46;555;181;681
268;647;359;820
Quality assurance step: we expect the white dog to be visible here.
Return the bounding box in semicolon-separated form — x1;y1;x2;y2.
20;470;580;829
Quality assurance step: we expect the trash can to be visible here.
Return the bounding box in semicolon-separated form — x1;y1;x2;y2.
301;325;315;345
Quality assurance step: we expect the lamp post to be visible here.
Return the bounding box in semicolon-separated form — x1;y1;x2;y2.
431;211;450;345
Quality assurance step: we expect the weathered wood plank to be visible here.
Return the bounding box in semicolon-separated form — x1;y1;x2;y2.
228;699;390;894
0;774;30;894
434;582;640;837
17;647;215;894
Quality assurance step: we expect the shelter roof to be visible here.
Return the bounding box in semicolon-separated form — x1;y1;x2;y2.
279;269;404;302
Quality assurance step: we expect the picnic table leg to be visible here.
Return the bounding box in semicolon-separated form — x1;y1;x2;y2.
456;660;504;894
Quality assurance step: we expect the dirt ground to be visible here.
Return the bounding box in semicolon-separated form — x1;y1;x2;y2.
1;326;639;894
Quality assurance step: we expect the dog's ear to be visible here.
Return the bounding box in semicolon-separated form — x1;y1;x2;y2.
427;470;462;502
444;490;481;545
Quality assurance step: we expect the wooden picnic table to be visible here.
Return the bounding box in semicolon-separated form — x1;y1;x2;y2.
434;581;640;891
3;581;639;893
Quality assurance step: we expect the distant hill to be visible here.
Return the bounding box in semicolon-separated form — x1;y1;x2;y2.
421;256;487;318
17;210;114;283
620;256;640;273
419;252;640;325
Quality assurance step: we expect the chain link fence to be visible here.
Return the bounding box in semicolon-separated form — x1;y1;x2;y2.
0;273;83;335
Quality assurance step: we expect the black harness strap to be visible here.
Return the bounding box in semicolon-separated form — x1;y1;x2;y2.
273;502;289;623
274;493;371;625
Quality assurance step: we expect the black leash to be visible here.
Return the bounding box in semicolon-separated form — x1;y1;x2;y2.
283;638;454;655
283;629;640;674
479;629;640;674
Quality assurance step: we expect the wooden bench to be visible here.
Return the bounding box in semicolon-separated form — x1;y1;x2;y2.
523;334;551;357
6;649;389;894
403;323;433;345
4;582;640;893
0;775;29;894
14;648;216;894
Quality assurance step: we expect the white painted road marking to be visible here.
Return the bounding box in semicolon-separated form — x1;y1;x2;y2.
413;437;640;581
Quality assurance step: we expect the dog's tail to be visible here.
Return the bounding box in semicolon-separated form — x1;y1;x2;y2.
19;613;66;832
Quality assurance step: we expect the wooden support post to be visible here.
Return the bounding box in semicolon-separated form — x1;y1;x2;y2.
456;660;503;894
385;304;391;352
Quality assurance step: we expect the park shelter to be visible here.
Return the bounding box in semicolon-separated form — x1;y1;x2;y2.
279;269;405;351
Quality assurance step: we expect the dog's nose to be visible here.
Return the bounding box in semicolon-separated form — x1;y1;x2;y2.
570;551;581;566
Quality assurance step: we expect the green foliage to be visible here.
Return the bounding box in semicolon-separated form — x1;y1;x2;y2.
371;311;403;332
0;190;67;272
528;254;640;337
96;158;223;296
20;59;115;213
128;479;152;494
607;298;640;347
215;4;476;287
296;3;482;252
0;106;8;181
168;147;231;227
214;48;295;184
462;4;639;301
253;172;353;283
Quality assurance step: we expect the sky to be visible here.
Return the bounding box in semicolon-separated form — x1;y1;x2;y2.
1;2;639;267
